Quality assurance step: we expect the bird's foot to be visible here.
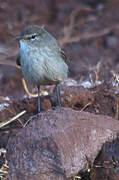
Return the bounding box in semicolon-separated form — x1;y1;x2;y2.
23;114;37;127
52;105;62;111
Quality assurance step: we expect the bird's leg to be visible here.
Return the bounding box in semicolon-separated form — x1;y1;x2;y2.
23;85;41;126
37;85;41;114
56;84;61;108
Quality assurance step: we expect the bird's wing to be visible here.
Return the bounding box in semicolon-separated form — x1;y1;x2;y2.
16;53;21;66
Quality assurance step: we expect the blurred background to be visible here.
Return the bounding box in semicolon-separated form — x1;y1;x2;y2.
1;1;119;179
0;0;119;97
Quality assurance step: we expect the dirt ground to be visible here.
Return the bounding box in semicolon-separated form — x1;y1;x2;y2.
0;0;119;179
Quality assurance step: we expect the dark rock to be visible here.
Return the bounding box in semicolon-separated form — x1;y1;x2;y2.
61;85;115;117
90;138;119;180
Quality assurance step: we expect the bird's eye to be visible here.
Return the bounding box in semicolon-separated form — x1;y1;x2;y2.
31;35;36;39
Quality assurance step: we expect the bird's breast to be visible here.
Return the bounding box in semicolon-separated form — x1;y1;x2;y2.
19;42;45;84
19;41;68;85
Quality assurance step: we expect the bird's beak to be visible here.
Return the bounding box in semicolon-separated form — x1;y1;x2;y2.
14;36;23;41
14;36;26;41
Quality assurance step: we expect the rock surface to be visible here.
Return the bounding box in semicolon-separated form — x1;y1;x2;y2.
7;108;119;180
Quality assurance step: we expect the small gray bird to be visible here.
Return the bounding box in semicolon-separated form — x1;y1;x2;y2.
15;25;68;113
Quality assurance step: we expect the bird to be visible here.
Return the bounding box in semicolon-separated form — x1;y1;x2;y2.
15;25;68;113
